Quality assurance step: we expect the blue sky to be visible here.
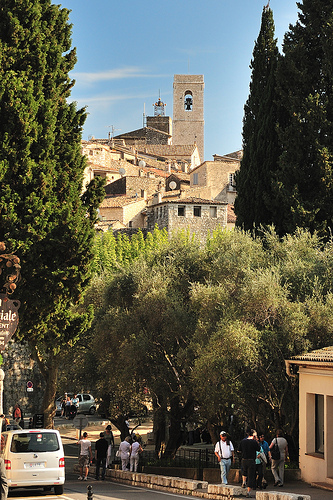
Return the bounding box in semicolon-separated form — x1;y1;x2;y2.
63;0;299;161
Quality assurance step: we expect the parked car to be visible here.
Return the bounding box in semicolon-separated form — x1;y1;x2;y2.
76;393;96;415
55;393;96;416
0;429;65;495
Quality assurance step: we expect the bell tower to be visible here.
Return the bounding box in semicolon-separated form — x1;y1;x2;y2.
172;74;204;162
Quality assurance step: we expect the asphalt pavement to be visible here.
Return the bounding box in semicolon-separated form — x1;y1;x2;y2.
56;419;333;500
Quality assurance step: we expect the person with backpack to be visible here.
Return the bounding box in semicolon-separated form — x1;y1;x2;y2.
269;429;288;487
214;431;235;485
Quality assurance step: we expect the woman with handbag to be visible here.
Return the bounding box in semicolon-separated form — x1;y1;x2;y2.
269;429;288;487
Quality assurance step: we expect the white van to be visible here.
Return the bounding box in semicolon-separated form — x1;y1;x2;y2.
1;429;65;494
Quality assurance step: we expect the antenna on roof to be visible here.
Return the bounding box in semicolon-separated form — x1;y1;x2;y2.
106;125;120;148
143;103;146;128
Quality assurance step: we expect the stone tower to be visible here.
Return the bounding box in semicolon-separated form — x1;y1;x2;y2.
172;74;204;161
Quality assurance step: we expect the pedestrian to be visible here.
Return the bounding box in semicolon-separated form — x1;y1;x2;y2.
255;434;266;490
0;457;8;500
258;432;270;488
65;396;72;419
118;436;131;471
214;431;234;485
13;404;21;425
269;429;288;487
61;393;67;417
238;429;260;498
105;424;115;468
94;432;108;481
130;436;143;472
77;432;93;481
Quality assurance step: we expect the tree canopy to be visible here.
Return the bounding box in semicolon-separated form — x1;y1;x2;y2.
70;226;333;458
273;0;333;237
0;0;104;425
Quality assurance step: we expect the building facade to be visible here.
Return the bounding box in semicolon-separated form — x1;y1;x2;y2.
173;75;204;162
146;196;227;240
286;347;333;486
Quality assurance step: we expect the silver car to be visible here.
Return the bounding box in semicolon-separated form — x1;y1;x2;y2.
55;393;96;416
76;393;96;414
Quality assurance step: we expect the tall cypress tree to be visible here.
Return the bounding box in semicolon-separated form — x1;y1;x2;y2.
234;5;281;231
274;0;333;237
0;0;104;425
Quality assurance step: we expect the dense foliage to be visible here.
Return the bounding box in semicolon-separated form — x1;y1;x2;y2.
273;0;333;237
68;227;333;458
235;6;281;230
0;0;104;425
236;0;333;238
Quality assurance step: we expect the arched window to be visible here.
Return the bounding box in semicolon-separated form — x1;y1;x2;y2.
184;90;193;111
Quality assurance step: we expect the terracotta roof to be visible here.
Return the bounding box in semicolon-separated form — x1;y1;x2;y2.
227;204;236;224
87;163;120;173
167;172;190;181
291;346;333;363
213;150;243;161
155;196;227;206
143;145;197;157
115;127;171;139
100;195;144;208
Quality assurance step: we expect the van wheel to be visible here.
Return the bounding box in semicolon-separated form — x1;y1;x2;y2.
54;485;64;495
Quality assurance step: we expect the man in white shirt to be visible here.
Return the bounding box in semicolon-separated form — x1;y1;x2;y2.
214;431;235;485
77;432;93;481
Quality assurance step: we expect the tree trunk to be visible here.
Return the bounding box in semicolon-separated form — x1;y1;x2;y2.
152;396;166;459
111;415;130;441
29;343;58;428
163;396;182;459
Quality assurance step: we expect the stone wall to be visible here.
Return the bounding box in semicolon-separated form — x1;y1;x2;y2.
147;202;227;240
2;341;44;417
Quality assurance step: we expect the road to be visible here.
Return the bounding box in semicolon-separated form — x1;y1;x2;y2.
7;428;333;500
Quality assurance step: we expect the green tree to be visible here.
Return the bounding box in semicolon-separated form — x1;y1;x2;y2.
0;0;104;426
234;5;281;230
274;0;333;237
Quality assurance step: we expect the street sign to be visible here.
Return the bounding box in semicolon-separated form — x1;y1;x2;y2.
0;294;20;352
73;414;89;430
27;381;33;393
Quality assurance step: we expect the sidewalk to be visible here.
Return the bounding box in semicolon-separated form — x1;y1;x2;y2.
57;420;333;499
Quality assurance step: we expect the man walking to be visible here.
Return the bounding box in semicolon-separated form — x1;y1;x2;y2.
77;432;93;481
214;431;234;485
238;429;260;498
95;432;108;480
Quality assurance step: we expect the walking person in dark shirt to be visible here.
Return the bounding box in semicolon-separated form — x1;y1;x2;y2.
95;432;108;480
238;429;260;498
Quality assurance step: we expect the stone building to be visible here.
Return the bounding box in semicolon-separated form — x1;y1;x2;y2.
189;151;242;204
173;74;205;162
99;195;147;229
146;195;227;240
286;346;333;486
114;126;171;150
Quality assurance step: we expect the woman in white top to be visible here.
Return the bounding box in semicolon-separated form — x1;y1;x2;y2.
118;436;131;471
130;438;143;472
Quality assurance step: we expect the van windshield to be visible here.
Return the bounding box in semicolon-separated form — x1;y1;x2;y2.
10;432;60;453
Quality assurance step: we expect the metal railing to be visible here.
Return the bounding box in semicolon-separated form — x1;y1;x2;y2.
139;448;240;470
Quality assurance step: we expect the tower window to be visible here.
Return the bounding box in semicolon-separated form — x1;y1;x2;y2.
184;91;193;111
